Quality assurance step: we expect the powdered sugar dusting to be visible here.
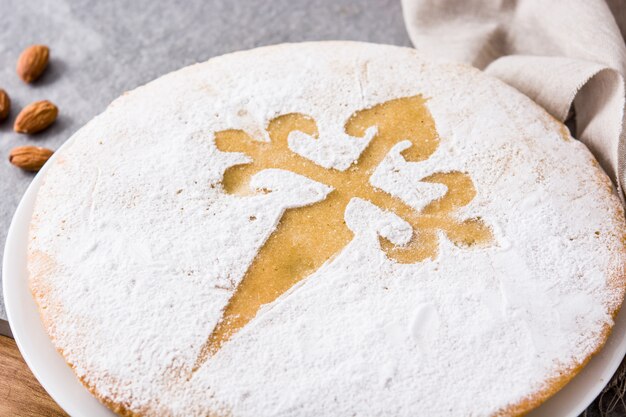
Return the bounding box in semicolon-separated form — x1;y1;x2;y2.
28;42;626;417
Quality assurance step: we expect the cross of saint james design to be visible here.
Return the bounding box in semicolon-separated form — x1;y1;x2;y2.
192;95;493;371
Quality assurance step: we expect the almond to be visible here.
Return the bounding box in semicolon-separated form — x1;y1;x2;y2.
14;100;58;133
9;146;54;172
0;89;9;121
16;45;49;83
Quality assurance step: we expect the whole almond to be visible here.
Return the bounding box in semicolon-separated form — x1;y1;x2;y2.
17;45;49;83
9;146;54;172
14;100;58;134
0;89;9;121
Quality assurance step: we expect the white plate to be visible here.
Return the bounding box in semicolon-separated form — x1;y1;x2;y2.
3;139;626;417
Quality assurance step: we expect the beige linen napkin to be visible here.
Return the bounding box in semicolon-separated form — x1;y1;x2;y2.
402;0;626;203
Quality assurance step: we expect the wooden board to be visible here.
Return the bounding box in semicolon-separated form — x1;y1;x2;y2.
0;335;67;417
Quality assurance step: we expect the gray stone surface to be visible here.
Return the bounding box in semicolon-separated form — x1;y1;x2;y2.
0;1;618;415
0;0;409;325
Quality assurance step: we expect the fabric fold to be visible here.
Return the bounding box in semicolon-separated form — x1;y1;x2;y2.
402;0;626;200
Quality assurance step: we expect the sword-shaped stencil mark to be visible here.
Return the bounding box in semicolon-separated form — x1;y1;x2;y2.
192;96;492;371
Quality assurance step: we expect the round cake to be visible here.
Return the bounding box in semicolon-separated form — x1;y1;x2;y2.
28;42;626;416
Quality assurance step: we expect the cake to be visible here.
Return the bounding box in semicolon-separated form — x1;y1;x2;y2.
28;41;626;416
